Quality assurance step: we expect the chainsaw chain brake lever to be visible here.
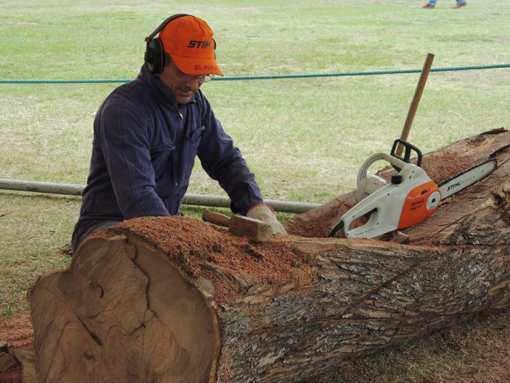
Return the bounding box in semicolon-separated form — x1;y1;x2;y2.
390;139;423;171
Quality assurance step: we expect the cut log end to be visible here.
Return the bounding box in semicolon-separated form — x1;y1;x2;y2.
29;234;220;383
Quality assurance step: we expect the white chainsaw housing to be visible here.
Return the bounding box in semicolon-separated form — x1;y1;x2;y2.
330;142;496;240
341;159;440;239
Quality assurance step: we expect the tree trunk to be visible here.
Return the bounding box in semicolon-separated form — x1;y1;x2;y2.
29;128;510;383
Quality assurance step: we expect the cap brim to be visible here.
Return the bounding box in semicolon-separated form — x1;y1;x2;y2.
172;55;224;76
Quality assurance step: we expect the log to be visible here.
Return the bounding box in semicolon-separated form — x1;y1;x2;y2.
29;129;510;382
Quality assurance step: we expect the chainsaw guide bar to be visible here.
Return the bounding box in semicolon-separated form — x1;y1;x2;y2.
437;157;497;200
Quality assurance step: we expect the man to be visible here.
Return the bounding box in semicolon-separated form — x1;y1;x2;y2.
72;14;286;252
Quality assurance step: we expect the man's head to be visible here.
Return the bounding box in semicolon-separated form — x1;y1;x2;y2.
159;16;223;77
152;15;223;104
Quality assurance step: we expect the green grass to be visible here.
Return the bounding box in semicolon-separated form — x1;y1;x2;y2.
1;0;509;381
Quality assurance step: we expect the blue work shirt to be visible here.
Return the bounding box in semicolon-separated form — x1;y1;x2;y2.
72;65;263;252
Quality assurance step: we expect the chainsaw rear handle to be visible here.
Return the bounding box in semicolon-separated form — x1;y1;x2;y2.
340;188;395;239
390;139;422;168
328;207;377;238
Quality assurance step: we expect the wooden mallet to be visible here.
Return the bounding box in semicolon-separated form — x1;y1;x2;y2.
396;52;435;156
202;210;273;242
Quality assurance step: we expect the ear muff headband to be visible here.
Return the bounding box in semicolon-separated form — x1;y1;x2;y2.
144;13;191;74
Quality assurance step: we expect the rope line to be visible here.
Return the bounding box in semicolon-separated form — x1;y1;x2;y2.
1;64;508;84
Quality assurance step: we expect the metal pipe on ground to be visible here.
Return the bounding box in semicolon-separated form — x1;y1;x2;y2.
0;179;321;214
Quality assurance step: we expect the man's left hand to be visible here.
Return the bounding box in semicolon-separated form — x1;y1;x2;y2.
247;205;287;235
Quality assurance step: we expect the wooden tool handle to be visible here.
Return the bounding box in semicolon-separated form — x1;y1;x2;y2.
202;210;231;227
397;52;435;156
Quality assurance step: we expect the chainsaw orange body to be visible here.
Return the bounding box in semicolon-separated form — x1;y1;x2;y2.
398;180;440;228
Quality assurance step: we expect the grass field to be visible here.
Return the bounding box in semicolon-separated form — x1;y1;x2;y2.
1;0;509;381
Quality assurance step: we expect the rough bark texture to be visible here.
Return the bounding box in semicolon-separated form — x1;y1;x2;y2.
29;129;510;383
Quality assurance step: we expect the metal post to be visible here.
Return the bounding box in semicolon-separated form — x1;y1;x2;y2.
0;179;321;214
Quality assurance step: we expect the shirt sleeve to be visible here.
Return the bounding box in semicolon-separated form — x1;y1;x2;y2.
196;95;264;215
96;94;170;219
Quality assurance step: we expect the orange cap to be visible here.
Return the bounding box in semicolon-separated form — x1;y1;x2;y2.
159;16;224;76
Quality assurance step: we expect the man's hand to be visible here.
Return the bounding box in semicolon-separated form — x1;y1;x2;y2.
247;205;287;235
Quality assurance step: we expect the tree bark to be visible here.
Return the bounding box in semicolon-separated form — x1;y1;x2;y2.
29;128;510;383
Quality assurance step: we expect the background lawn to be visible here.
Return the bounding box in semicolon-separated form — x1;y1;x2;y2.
1;0;509;381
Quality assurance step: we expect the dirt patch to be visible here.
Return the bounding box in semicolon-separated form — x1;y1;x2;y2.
0;315;33;350
0;314;33;383
0;367;23;383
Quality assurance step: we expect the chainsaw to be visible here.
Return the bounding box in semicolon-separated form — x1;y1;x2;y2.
328;139;497;239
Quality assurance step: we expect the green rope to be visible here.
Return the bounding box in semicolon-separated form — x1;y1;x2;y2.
1;64;508;84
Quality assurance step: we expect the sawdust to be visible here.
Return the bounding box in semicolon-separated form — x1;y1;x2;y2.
106;216;318;302
421;150;475;183
285;206;341;238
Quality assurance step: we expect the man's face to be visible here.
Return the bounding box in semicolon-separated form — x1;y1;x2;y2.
158;60;205;105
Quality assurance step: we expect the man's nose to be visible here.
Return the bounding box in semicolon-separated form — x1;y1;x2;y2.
185;78;202;90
